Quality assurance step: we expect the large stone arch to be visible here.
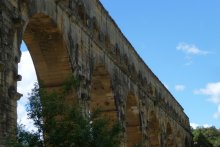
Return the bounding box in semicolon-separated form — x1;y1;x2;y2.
89;65;118;124
148;110;160;147
23;13;72;89
126;92;142;147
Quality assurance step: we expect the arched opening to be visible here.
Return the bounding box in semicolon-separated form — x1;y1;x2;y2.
148;111;160;147
166;123;174;147
126;93;142;147
90;65;118;124
185;137;189;147
23;13;72;89
18;13;73;129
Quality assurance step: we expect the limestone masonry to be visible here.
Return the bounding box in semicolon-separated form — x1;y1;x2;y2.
0;0;192;146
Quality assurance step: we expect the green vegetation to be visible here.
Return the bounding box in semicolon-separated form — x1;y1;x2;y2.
12;75;220;147
11;76;122;147
192;126;220;147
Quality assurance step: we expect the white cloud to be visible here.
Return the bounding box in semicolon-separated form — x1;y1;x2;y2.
176;42;211;66
195;82;220;119
177;42;209;55
17;98;36;131
17;51;37;131
190;123;199;129
18;51;37;98
190;122;212;129
175;84;185;92
194;82;220;104
203;124;212;128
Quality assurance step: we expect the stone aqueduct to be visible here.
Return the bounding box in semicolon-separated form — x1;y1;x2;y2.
0;0;192;146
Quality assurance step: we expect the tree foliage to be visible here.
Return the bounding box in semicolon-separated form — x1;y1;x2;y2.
13;76;122;147
12;124;43;147
192;126;220;147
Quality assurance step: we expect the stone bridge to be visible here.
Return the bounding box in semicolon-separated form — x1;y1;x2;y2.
0;0;192;146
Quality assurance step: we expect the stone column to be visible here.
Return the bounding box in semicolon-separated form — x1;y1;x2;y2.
111;73;126;147
0;1;22;145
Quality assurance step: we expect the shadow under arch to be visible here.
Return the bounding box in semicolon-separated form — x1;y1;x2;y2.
90;65;118;124
23;13;72;89
185;137;189;147
166;122;174;147
126;92;142;147
148;110;160;147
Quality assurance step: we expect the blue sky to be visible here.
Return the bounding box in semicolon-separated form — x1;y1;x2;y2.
99;0;220;128
18;0;220;129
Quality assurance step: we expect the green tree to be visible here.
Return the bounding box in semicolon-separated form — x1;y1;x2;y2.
192;126;220;147
7;124;43;147
193;131;213;147
14;77;122;147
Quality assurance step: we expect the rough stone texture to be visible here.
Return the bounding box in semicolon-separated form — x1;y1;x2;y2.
0;0;192;146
